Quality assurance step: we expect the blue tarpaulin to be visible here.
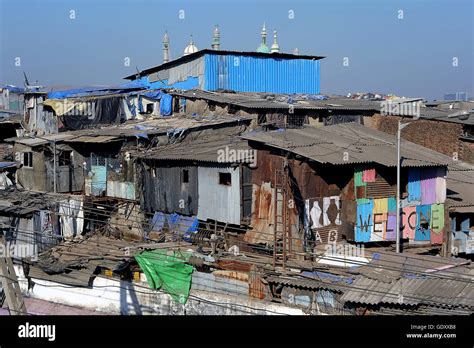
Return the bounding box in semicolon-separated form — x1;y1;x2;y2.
150;212;166;232
142;90;162;100
149;212;198;240
1;85;25;93
160;94;173;116
0;162;17;170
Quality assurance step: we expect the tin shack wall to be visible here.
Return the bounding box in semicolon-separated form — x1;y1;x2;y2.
204;54;320;94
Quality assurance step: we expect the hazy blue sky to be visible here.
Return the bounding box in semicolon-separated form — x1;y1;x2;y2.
0;0;472;100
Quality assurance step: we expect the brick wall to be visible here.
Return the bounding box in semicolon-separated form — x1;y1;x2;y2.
364;114;473;164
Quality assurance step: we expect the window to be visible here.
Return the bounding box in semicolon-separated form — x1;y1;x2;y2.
218;172;231;186
146;103;154;114
23;152;33;168
182;169;189;183
59;151;72;166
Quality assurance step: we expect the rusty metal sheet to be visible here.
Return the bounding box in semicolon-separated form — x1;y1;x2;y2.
366;180;396;198
216;259;253;273
248;267;267;300
213;270;249;282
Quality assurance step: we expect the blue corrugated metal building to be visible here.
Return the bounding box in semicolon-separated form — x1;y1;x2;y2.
125;49;324;94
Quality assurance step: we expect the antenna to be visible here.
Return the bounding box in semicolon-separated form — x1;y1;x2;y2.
23;71;30;87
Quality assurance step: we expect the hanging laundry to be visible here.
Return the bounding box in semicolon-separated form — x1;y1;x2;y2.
309;200;323;228
322;197;331;226
59;198;84;238
362;168;376;183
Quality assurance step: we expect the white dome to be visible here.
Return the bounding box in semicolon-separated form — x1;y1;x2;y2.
184;36;198;56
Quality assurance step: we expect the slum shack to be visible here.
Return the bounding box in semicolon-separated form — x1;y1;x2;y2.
241;123;451;257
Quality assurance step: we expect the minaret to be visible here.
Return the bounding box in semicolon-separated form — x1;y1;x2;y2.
162;31;170;63
270;30;280;53
256;23;270;53
211;24;220;50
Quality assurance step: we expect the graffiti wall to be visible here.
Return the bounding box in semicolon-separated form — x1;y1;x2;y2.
304;196;343;245
354;166;446;244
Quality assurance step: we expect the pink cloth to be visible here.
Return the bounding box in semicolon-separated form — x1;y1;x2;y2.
362;168;376;183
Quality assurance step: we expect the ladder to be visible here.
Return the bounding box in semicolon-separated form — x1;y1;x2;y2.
0;237;27;315
273;169;291;269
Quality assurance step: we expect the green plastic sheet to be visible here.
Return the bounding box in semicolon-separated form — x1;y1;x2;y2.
135;249;193;304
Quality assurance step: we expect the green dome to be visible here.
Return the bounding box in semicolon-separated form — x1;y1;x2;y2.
257;44;270;53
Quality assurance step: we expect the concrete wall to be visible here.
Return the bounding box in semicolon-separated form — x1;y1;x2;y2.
16;266;304;315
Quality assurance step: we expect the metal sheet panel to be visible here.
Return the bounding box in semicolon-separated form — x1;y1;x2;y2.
197;166;241;225
242;124;451;167
106;181;136;200
204;54;320;94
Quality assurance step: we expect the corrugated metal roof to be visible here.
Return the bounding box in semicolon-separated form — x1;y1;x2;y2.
8;133;75;146
63;135;120;143
171;90;381;112
341;252;474;308
6;115;251;146
265;275;348;292
446;162;474;209
134;133;253;163
341;276;474;308
241;123;451;167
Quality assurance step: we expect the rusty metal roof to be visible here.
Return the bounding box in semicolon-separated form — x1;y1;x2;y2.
241;123;451;167
170;89;381;112
6;115;251;146
133;132;253;163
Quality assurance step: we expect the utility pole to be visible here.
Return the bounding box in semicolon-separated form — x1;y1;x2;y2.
396;120;411;253
0;236;27;315
52;140;57;193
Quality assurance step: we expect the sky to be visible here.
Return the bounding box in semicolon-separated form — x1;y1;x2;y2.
0;0;472;100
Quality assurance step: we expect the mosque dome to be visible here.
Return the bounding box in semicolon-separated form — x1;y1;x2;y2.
184;35;198;56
